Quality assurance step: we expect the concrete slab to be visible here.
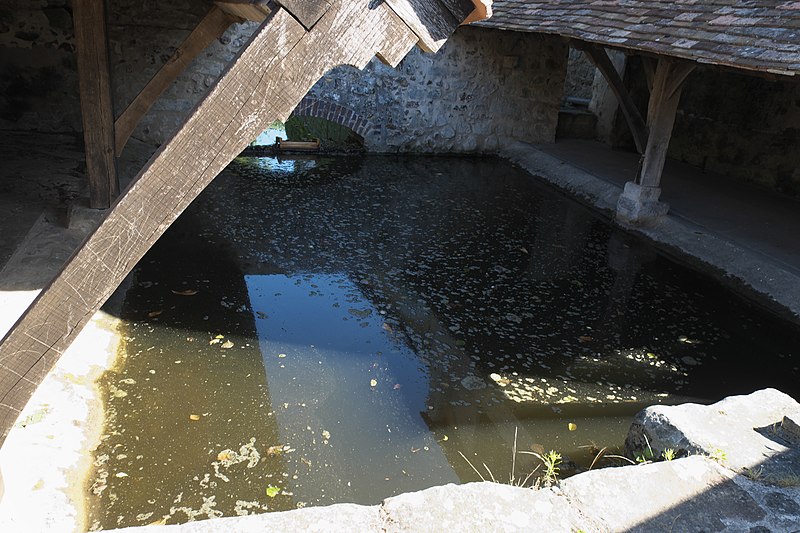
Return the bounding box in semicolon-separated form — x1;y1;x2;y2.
380;482;587;532
626;388;800;481
559;456;769;532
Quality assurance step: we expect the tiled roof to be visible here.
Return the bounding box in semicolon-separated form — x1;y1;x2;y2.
477;1;800;77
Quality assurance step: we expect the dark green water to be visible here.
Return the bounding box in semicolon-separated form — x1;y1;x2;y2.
88;155;800;529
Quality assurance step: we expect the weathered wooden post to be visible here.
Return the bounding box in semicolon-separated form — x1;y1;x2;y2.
73;0;119;208
616;57;695;224
0;0;489;447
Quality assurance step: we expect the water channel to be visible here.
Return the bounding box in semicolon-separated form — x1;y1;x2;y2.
88;155;800;529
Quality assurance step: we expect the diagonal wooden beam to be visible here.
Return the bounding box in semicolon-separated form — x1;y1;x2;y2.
114;6;239;156
385;0;474;52
577;41;648;155
0;0;474;448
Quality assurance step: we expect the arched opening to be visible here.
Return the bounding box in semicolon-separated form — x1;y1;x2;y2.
283;115;364;152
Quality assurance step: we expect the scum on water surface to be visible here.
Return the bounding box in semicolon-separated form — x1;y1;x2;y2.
88;155;800;529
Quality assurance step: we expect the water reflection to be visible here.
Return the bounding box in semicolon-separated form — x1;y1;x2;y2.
246;274;457;506
90;154;800;528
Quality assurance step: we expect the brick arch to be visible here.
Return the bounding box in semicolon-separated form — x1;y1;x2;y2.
289;96;373;139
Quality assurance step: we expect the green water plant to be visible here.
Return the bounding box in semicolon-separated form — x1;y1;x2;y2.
458;427;564;489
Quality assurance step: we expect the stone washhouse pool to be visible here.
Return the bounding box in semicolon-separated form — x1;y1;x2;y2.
88;155;800;529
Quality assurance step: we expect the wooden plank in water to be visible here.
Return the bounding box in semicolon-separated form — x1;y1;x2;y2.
0;0;422;447
73;0;119;208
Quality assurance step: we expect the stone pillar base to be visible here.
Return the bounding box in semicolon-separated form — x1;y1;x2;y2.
615;181;669;225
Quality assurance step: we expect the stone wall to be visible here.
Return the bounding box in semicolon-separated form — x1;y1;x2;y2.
0;3;568;154
563;47;595;102
106;0;259;147
0;0;256;144
0;0;81;132
299;26;567;153
671;68;800;197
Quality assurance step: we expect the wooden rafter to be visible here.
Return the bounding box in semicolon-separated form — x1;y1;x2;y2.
0;0;482;448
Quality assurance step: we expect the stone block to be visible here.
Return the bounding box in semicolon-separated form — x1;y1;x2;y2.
559;456;768;532
615;181;670;225
625;388;800;480
381;482;585;532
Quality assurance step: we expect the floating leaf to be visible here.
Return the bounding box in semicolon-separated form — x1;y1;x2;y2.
321;430;331;440
221;340;234;349
189;414;201;421
277;353;287;358
266;485;281;498
148;518;168;526
578;335;593;343
568;423;577;431
370;379;378;387
115;472;128;478
147;310;163;318
393;383;401;390
217;451;232;462
267;445;285;456
209;338;220;345
171;289;198;296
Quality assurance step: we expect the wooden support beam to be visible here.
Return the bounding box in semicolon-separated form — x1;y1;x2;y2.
577;41;648;155
114;6;238;156
73;0;119;208
642;56;656;93
0;0;468;448
639;58;696;188
385;0;474;52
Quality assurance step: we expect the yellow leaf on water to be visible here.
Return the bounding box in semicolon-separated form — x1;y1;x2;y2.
267;445;284;456
217;451;232;461
189;414;201;421
221;340;234;349
370;379;378;387
171;289;198;296
148;517;168;526
568;422;577;431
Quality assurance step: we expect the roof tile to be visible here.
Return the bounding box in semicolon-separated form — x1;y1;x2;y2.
478;0;799;76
